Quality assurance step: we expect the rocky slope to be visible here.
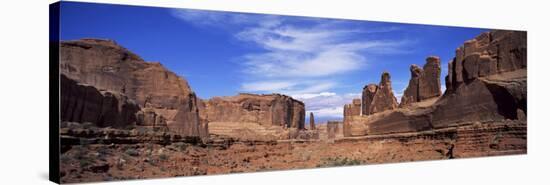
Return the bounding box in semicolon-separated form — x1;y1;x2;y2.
60;39;205;137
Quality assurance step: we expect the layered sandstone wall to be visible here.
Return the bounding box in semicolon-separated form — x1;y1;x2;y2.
326;121;344;140
60;39;205;137
445;31;527;92
202;93;305;129
432;30;527;128
201;93;306;140
61;74;141;128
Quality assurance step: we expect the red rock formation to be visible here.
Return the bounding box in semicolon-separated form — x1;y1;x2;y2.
344;73;398;136
400;56;442;107
60;39;204;136
361;84;378;115
61;74;141;128
203;93;305;128
344;99;361;118
369;72;398;114
202;93;305;140
344;30;526;136
136;107;167;128
309;112;315;130
446;31;527;92
434;30;527;128
343;99;361;136
327;121;342;140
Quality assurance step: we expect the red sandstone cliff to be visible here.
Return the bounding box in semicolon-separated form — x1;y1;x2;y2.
201;93;307;140
60;39;206;137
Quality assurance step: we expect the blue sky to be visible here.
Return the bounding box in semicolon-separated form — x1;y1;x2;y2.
59;2;487;123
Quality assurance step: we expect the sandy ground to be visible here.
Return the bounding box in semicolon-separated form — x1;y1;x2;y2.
59;120;526;183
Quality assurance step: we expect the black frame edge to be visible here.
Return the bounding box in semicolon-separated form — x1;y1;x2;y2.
49;1;61;184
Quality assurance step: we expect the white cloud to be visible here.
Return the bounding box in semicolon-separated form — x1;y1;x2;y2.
394;91;403;104
237;25;409;78
171;9;411;120
313;107;344;118
291;92;336;99
241;81;296;92
170;9;267;27
293;92;361;118
241;80;336;96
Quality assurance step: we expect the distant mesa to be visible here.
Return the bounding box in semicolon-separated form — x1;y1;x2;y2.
201;93;310;140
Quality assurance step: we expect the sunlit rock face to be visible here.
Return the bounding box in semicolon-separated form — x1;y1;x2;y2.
60;39;204;136
344;30;526;136
201;93;306;140
400;56;442;107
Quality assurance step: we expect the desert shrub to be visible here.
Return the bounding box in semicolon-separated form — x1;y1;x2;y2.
81;122;96;129
124;148;139;157
159;153;169;161
79;157;93;168
172;142;188;151
318;157;364;167
97;146;109;155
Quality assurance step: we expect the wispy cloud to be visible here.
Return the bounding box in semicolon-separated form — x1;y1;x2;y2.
170;9;266;27
294;92;361;118
171;8;411;119
237;24;409;78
